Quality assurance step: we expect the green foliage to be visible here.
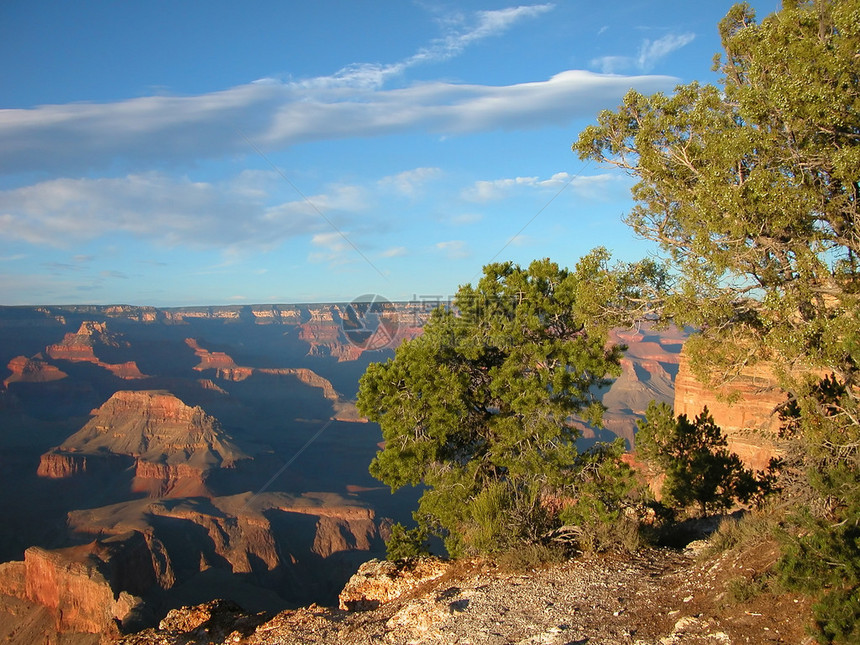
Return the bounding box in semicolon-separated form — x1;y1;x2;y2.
706;512;778;557
776;505;860;644
775;376;860;643
358;255;638;556
574;1;860;637
726;573;773;604
495;543;567;572
573;0;860;389
556;438;643;552
636;402;776;516
385;523;430;560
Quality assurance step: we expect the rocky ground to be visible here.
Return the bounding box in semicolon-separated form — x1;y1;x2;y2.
118;538;814;645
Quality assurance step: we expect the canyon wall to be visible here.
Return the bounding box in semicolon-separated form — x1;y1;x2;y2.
37;390;248;498
18;531;168;634
3;354;67;386
673;350;785;471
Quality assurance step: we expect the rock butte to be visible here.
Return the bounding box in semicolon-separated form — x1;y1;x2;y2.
46;320;147;379
4;354;68;386
38;390;248;496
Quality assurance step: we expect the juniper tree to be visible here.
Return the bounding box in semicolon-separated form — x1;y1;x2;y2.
636;402;775;516
574;2;860;639
357;254;638;557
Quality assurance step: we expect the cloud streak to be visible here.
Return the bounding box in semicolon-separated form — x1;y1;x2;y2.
0;3;681;177
462;171;619;202
378;167;443;197
301;4;555;89
591;32;695;73
637;33;696;71
0;172;366;250
0;70;676;176
436;240;470;259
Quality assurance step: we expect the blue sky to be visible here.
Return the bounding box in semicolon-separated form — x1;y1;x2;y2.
0;1;777;306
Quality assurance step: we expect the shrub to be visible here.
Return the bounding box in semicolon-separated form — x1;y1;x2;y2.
636;402;777;516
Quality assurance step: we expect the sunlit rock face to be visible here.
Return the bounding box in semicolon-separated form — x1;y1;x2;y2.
37;390;247;497
0;303;705;642
45;321;146;378
673;349;785;471
20;531;167;635
4;354;67;386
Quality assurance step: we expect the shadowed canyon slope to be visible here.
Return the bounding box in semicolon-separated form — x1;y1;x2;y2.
0;303;778;643
0;304;409;641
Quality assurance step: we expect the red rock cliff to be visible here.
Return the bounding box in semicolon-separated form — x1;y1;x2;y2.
4;354;67;386
22;531;167;634
38;391;247;496
46;321;146;379
673;349;785;471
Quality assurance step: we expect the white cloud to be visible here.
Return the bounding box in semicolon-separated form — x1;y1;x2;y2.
378;167;442;197
448;212;484;226
590;32;695;73
0;70;676;176
462;171;618;202
0;173;368;250
590;55;633;74
308;230;355;265
435;240;470;259
637;33;695;71
299;4;555;90
381;246;408;258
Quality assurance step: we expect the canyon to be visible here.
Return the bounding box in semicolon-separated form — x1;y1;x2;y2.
0;303;781;642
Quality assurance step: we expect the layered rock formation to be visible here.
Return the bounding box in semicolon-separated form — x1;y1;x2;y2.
338;558;449;611
46;321;146;378
0;491;388;638
65;492;387;608
2;531;170;635
36;451;131;479
578;325;684;447
0;304;713;643
673;350;785;471
3;354;68;386
185;338;238;371
300;308;366;362
186;338;363;421
38;390;248;496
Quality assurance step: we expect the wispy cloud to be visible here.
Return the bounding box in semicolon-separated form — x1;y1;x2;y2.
591;32;695;73
637;33;695;71
309;230;356;266
590;56;631;74
435;240;470;259
448;212;484;226
0;173;367;250
99;270;128;279
378;167;442;197
462;171;618;202
298;4;555;90
381;246;408;258
0;72;676;176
